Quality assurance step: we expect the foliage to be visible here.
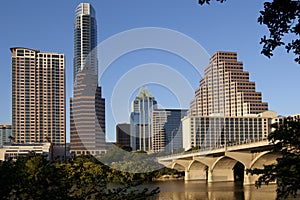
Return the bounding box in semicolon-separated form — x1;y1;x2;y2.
198;0;226;5
248;117;300;199
198;0;300;64
0;154;159;200
258;0;300;64
99;145;164;174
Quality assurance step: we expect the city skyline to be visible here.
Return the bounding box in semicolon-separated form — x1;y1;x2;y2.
0;1;299;142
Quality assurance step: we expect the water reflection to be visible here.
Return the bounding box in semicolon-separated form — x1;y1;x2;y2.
147;180;278;200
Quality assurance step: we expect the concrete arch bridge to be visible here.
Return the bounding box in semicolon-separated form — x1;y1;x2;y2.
158;140;280;185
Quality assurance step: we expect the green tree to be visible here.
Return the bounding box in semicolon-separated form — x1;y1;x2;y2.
248;117;300;199
198;0;300;64
0;154;159;200
0;152;64;200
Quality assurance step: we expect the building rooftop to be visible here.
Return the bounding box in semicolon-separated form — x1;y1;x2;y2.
136;86;154;99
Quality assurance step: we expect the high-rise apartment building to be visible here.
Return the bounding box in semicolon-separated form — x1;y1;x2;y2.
70;3;106;156
152;109;188;152
183;51;270;150
11;47;65;145
0;124;12;147
130;87;157;151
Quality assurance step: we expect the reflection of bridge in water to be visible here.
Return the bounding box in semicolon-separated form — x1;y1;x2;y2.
157;139;280;185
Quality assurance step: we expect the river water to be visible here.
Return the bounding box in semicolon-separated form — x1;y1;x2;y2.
145;180;300;200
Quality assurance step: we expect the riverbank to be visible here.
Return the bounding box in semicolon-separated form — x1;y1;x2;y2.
153;174;184;181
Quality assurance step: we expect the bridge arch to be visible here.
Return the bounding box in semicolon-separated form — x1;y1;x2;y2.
211;156;241;171
171;162;186;171
209;156;245;183
187;160;207;171
250;152;280;169
185;160;208;181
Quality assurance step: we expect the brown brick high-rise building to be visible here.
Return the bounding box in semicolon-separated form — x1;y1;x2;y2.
11;47;65;145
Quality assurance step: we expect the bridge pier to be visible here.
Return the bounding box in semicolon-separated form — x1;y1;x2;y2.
184;169;207;181
243;172;259;185
208;169;234;183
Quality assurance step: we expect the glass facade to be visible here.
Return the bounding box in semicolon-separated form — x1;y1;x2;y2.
152;109;188;152
130;87;157;151
74;3;97;84
0;124;12;147
187;116;269;149
70;3;106;156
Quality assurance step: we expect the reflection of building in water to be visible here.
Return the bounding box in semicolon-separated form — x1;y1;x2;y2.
154;181;277;200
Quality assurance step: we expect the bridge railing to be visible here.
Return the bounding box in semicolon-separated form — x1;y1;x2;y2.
157;137;269;159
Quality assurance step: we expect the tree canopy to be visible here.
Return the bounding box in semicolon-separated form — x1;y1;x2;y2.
249;117;300;199
0;153;159;200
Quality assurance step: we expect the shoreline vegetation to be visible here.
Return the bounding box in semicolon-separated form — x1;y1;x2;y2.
0;149;183;200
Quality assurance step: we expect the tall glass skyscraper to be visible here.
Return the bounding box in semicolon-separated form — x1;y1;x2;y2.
73;3;98;83
70;3;106;156
130;87;157;151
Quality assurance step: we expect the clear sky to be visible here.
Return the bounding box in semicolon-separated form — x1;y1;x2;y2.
0;0;299;142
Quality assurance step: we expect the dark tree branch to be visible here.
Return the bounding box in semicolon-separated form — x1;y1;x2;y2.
198;0;226;5
258;0;300;64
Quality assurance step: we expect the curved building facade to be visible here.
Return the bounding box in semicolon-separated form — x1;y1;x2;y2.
71;3;106;156
74;3;98;84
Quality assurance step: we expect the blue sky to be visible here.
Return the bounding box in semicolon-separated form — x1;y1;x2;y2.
0;0;299;142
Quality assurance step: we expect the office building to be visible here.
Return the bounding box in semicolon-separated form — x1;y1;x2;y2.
182;111;276;150
189;51;268;117
70;68;106;156
152;109;188;152
116;123;130;147
130;87;157;151
11;47;65;145
70;3;106;156
0;143;51;161
183;51;270;150
0;124;12;147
